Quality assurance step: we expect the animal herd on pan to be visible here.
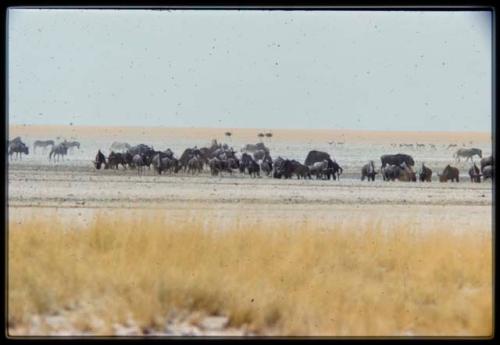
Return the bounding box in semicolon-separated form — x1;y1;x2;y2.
7;135;495;183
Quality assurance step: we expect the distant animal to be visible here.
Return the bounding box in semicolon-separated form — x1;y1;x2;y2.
419;163;432;182
259;156;273;176
447;144;458;149
480;156;494;172
438;165;460;182
132;154;146;175
49;143;68;162
273;157;293;179
110;142;131;152
454;148;482;162
304;150;331;166
253;149;268;162
33;140;55;153
380;154;415;168
381;165;400;181
107;151;128;170
482;165;494;181
242;142;269;154
8;141;29;160
469;163;481;183
398;162;417;182
187;156;203;174
62;140;80;152
290;160;311;179
361;160;377;181
93;150;107;170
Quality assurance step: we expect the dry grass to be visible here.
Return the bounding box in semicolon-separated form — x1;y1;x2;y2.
8;212;492;336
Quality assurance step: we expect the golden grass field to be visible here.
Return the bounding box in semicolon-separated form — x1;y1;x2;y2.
8;211;492;337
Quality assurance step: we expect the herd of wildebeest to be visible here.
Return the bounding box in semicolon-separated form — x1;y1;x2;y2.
7;136;495;183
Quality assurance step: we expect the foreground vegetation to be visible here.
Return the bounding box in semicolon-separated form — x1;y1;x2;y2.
8;212;492;336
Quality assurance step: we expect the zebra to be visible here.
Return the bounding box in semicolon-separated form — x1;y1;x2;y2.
454;148;482;162
49;143;69;162
33;140;55;154
62;140;80;152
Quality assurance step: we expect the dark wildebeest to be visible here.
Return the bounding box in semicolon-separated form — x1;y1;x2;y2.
154;155;180;175
132;154;146;175
247;159;260;178
381;165;400;181
304;150;331;166
93;150;107;170
480;156;494;172
49;143;68;162
419;163;432;182
327;159;343;180
179;148;202;171
273;157;293;179
260;156;273;176
110;142;131;152
187;156;203;174
8;141;29;160
454;148;482;162
469;163;481;183
380;154;415;168
361;160;377;181
239;153;254;174
309;160;329;180
438;165;460;182
242;142;269;154
107;151;128;170
33;140;55;153
290;160;311;179
253;149;269;162
398;162;417;182
482;165;494;181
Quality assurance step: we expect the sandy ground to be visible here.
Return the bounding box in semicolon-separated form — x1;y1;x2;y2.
7;125;494;336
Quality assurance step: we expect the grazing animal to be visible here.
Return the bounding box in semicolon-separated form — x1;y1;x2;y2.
361;160;377;181
304;150;331;166
419;163;432;182
62;140;80;152
8;141;29;160
187;156;203;174
107;151;128;170
253;149;268;162
309;160;329;180
94;150;107;170
260;156;273;176
33;140;55;153
49;143;68;161
247;159;261;178
438;165;460;182
482;165;494;181
480;156;494;172
132;154;146;175
290;160;311;179
454;148;482;162
381;165;400;181
469;163;481;183
273;157;293;179
110;142;131;152
242;142;269;154
380;154;415;168
398;162;417;182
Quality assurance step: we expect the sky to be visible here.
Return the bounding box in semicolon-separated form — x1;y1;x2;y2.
7;9;493;131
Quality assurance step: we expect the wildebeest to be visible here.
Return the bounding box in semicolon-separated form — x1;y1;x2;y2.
309;160;329;180
242;142;269;154
469;163;481;183
8;141;29;160
419;163;432;182
482;165;494;181
33;140;55;153
273;157;293;179
304;150;331;166
187;156;203;174
110;142;131;152
454;148;482;162
290;160;311;179
107;151;128;170
480;155;494;171
132;154;146;175
179;147;202;171
253;149;269;162
398;162;417;182
381;165;400;181
153;154;181;175
93;150;107;170
380;154;415;168
260;156;273;176
438;165;460;182
49;143;68;161
361;160;377;181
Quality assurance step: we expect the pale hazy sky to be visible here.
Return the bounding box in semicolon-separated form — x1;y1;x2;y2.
7;9;492;131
